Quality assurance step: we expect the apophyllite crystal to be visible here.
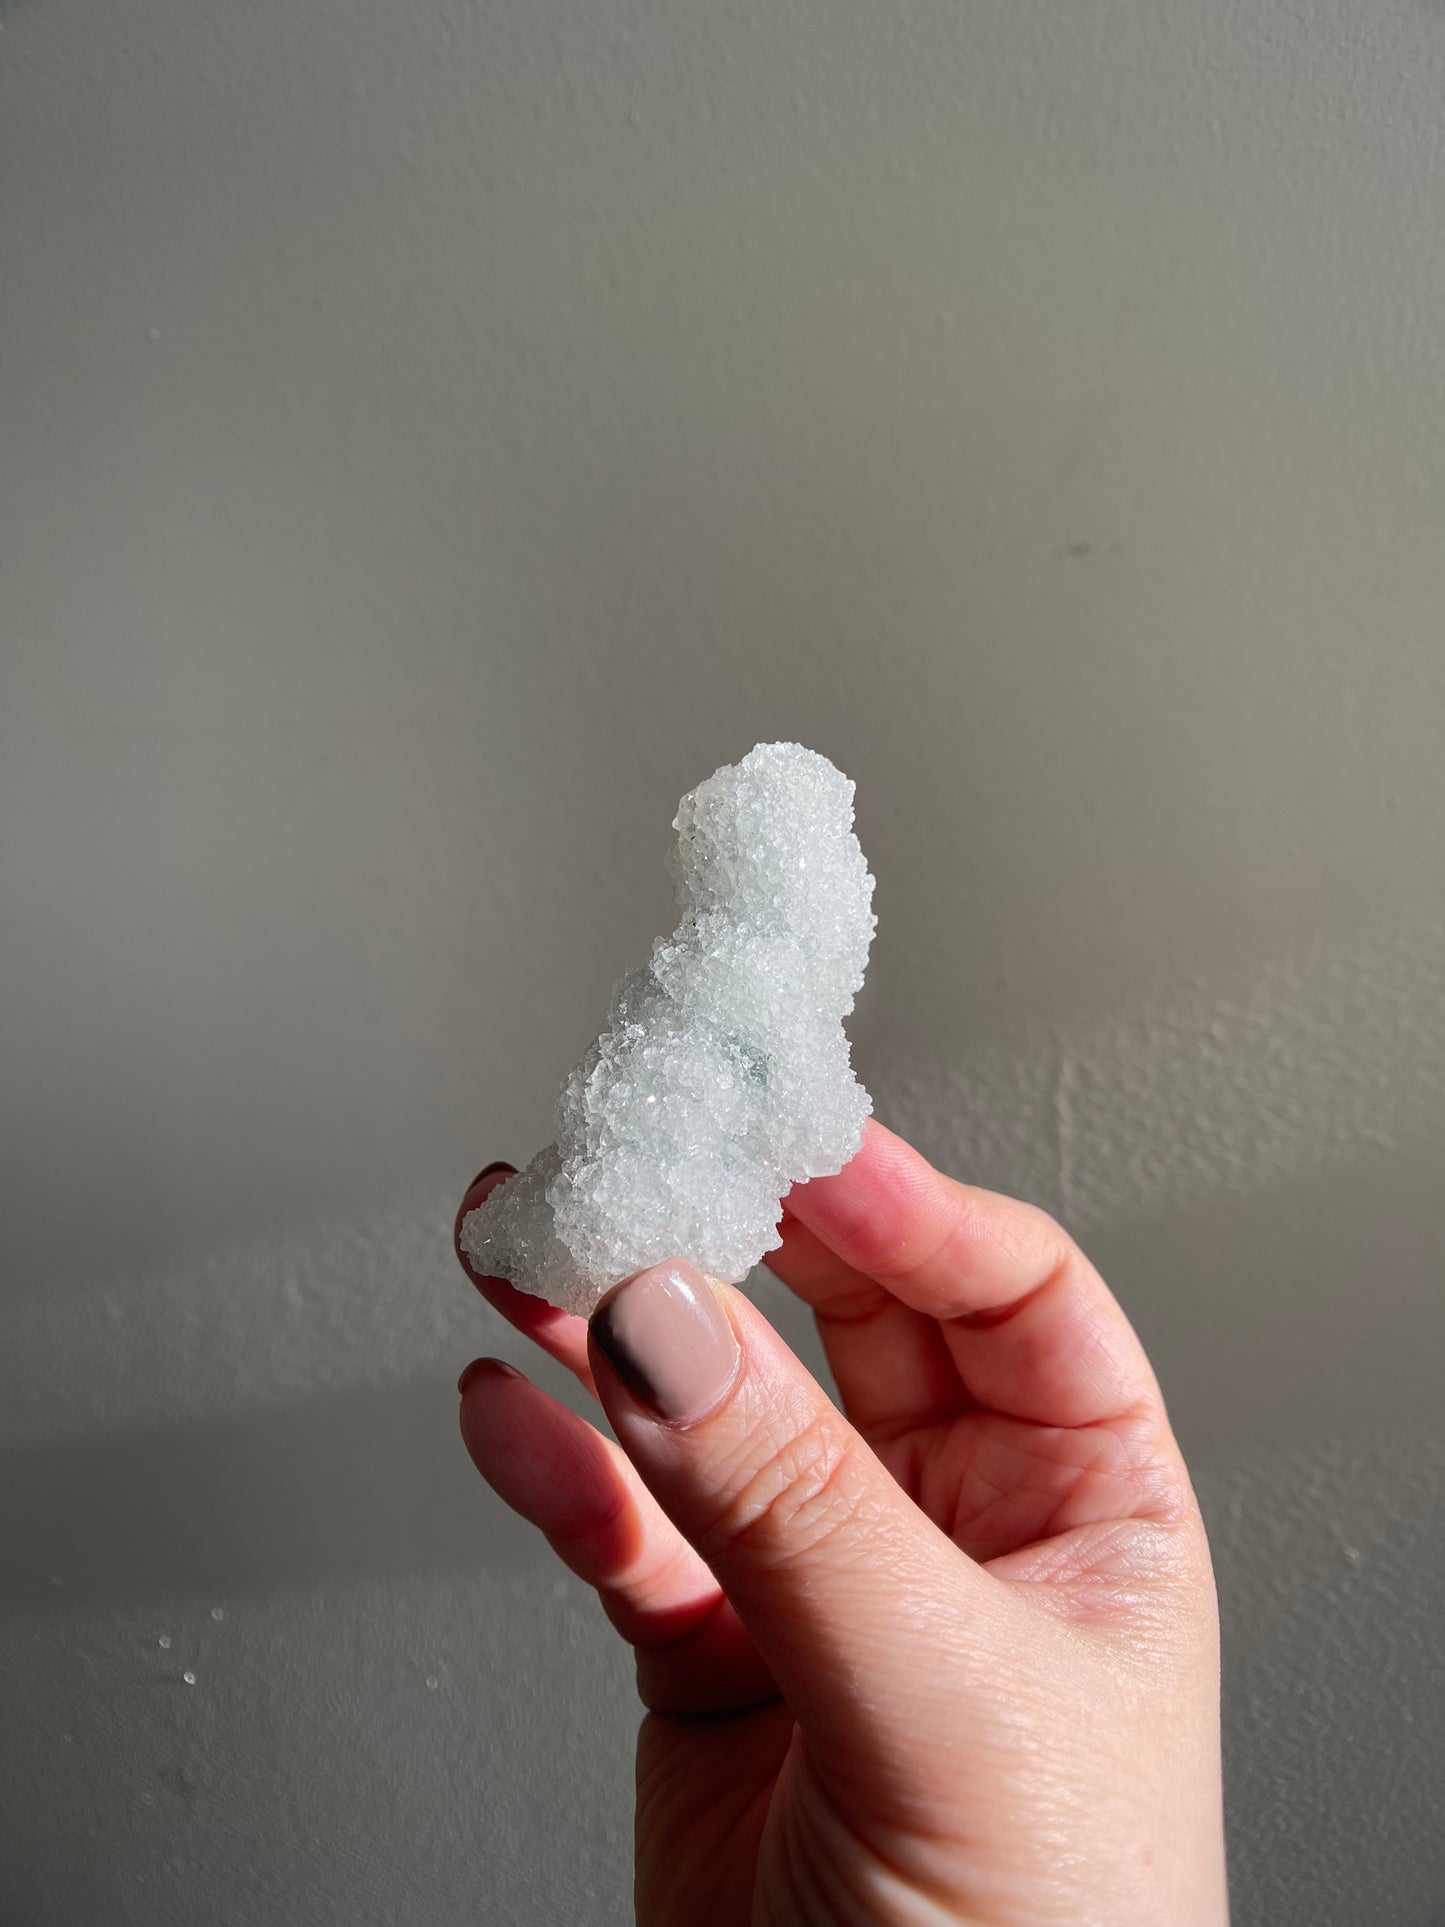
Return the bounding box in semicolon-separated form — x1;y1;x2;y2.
460;741;875;1314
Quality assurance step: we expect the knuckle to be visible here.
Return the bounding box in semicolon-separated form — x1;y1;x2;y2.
693;1409;868;1572
544;1482;636;1580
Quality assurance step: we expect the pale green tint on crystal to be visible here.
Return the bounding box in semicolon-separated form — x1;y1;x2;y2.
460;742;876;1314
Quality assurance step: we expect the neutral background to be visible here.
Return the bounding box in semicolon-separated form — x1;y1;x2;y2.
2;2;1443;1921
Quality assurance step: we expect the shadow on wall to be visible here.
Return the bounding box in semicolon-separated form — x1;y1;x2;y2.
1211;1430;1445;1927
0;1272;836;1620
3;1120;1443;1619
0;1374;543;1613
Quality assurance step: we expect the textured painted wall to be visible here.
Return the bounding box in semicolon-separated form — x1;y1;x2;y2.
2;2;1443;1922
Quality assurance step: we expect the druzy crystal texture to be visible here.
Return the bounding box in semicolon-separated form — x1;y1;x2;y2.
460;741;876;1315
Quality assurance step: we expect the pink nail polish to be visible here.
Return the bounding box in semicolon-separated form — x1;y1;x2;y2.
589;1260;740;1426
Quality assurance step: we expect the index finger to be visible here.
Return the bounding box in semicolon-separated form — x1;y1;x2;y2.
780;1119;1164;1429
454;1163;599;1395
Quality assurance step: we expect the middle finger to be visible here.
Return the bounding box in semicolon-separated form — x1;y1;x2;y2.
458;1356;777;1713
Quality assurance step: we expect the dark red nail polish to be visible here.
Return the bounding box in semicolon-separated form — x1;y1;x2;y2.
465;1159;515;1196
457;1357;522;1397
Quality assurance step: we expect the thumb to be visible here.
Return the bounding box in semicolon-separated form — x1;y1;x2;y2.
587;1259;1009;1771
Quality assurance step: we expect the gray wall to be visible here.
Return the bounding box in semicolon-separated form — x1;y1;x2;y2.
2;2;1442;1922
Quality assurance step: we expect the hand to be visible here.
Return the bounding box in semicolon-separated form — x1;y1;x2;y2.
454;1120;1228;1926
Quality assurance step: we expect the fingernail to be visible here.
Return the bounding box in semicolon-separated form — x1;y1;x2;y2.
461;1161;515;1212
458;1357;522;1397
589;1260;740;1426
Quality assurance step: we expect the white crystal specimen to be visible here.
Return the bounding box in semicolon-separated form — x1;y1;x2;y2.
460;741;876;1315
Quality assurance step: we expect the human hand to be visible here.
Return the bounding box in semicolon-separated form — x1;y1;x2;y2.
454;1119;1228;1926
